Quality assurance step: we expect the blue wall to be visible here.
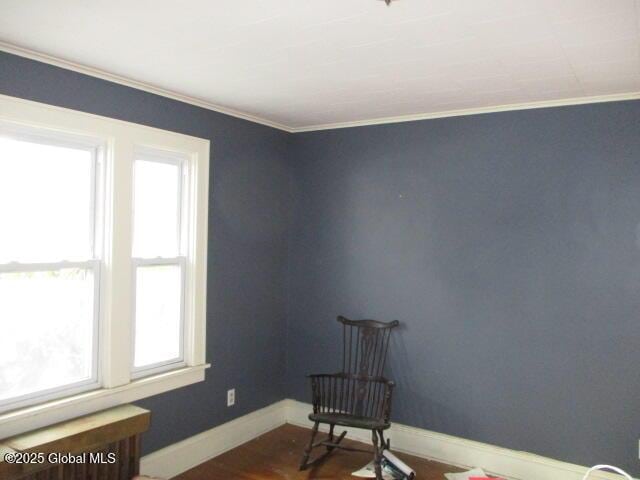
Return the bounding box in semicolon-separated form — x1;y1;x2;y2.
287;102;640;474
0;51;292;454
3;49;640;474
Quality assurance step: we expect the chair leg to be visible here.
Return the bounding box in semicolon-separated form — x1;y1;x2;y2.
326;424;335;451
378;429;390;451
299;421;319;471
372;429;383;480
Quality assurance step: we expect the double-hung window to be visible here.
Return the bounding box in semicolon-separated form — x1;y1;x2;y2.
0;131;103;411
132;149;188;377
0;95;209;436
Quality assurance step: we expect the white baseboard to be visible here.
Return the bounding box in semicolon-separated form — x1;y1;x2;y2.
285;399;634;480
140;400;287;478
140;398;634;480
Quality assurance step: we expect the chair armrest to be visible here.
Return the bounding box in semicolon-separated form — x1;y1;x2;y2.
306;372;342;379
308;372;392;383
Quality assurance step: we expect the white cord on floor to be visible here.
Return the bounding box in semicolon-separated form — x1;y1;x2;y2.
582;464;633;480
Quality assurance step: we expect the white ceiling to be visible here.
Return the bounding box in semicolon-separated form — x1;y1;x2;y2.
1;0;639;131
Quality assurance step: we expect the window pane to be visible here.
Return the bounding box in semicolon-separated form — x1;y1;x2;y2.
134;264;182;369
0;137;93;263
133;159;180;257
0;268;96;403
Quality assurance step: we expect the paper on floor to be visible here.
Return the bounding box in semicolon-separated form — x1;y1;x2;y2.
444;468;487;480
352;460;398;479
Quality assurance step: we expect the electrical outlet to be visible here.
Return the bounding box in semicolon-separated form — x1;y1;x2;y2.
227;388;235;407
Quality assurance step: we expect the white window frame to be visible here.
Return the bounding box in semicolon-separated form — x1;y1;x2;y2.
0;128;105;414
0;93;210;438
131;148;188;378
130;148;190;379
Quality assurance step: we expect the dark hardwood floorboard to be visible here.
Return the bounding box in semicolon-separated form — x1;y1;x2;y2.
174;424;462;479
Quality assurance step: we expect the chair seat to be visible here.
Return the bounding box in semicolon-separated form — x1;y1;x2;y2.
309;412;390;430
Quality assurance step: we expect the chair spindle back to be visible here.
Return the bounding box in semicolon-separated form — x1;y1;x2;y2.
340;316;399;378
336;316;399;418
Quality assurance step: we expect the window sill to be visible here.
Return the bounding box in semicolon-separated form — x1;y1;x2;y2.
0;364;210;440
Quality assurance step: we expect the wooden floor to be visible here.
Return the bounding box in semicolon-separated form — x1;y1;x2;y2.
174;424;462;479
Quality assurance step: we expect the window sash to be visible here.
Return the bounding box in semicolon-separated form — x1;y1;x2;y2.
0;260;101;413
132;149;186;259
0;124;103;262
131;148;188;379
130;256;187;379
0;126;103;412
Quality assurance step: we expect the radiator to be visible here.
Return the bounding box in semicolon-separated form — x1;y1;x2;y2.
0;405;150;480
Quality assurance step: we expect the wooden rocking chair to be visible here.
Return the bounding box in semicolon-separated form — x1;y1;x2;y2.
299;316;400;480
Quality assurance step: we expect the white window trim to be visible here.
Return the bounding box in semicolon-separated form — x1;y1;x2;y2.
0;365;209;439
0;93;210;436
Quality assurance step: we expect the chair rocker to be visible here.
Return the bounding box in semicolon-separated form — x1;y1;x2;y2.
299;316;400;480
